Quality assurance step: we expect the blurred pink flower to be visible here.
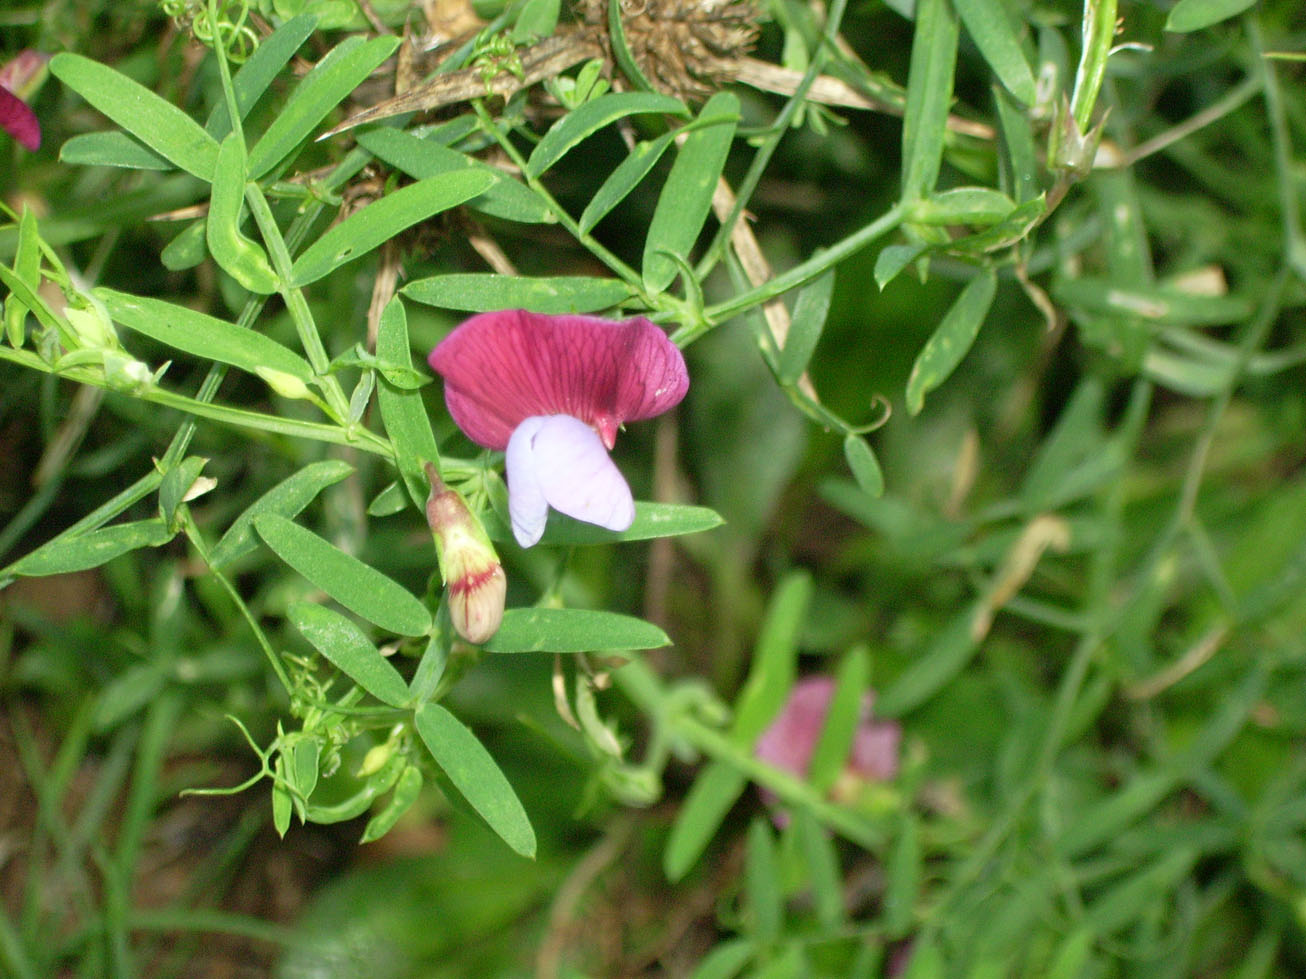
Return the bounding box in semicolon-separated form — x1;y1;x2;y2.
755;676;901;812
0;51;47;151
429;310;688;547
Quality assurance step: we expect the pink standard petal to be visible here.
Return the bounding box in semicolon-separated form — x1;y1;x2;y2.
429;310;688;451
0;87;39;151
505;415;635;548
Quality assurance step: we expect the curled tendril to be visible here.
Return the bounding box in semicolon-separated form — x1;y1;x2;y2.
159;0;258;63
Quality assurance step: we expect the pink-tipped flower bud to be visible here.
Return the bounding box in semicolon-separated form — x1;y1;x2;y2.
425;463;505;644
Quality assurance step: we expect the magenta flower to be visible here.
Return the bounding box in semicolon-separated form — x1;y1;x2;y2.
0;51;46;151
755;676;901;816
428;310;689;548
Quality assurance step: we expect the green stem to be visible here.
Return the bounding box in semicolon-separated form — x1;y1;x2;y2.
691;202;906;340
1069;0;1118;135
243;184;351;421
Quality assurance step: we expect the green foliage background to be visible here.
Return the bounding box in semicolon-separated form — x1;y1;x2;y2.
2;0;1306;975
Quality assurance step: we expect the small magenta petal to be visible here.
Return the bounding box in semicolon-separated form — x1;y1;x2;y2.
0;87;39;151
505;415;634;547
429;310;688;451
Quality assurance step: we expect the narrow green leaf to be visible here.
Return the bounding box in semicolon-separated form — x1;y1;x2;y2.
247;35;402;179
732;571;811;744
905;270;997;415
289;602;411;707
357;128;553;224
160;220;207;271
254;514;432;637
807;645;870;792
877;603;981;716
843;433;885;498
289;169;494;286
158;456;208;525
643;92;739;293
93;664;166;731
1053;276;1253;326
5;519;174;577
5;206;41;346
375;296;439;508
526;91;688;178
874;243;927;290
206;14;319;139
207;134;279;294
97;289;312;381
1166;0;1257;32
359;765;423;844
209;460;353;568
777;271;834;384
952;0;1037;104
745;818;783;945
414;702;536;857
402;273;632;314
995;88;1040;203
794;810;845;930
59;132;173;170
513;0;561;42
1046;928;1093;979
688;939;755;979
482;501;724;545
909;187;1018;226
482;608;669;653
579;131;675;233
884;814;921;938
900;0;959;201
50;53;220;180
1085;847;1198;933
664;761;748;881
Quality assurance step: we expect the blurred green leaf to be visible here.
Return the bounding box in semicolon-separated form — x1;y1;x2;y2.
289;602;411;707
884;813;920;938
952;0;1037;104
360;765;423;844
807;645;870;792
732;571;810;744
900;0;959;201
843;434;885;498
688;939;754;979
98;289;312;381
877;603;982;717
1166;0;1257;32
254;514;432;637
482;608;669;653
247;35;401;179
905;270;997;415
745;818;783;945
794;810;845;930
527;91;687;178
402;273;631;314
414;703;536;858
290;169;495;286
643;92;739;293
50;53;220;179
160;220;207;271
664;760;747;881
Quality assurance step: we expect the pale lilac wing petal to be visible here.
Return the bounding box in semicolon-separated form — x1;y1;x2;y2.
505;416;553;548
530;415;635;533
755;676;837;776
429;310;688;450
849;721;901;781
0;87;39;151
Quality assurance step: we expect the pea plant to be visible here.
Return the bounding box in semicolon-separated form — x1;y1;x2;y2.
3;0;1306;974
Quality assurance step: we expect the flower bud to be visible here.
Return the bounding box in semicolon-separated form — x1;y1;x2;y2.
425;463;505;644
